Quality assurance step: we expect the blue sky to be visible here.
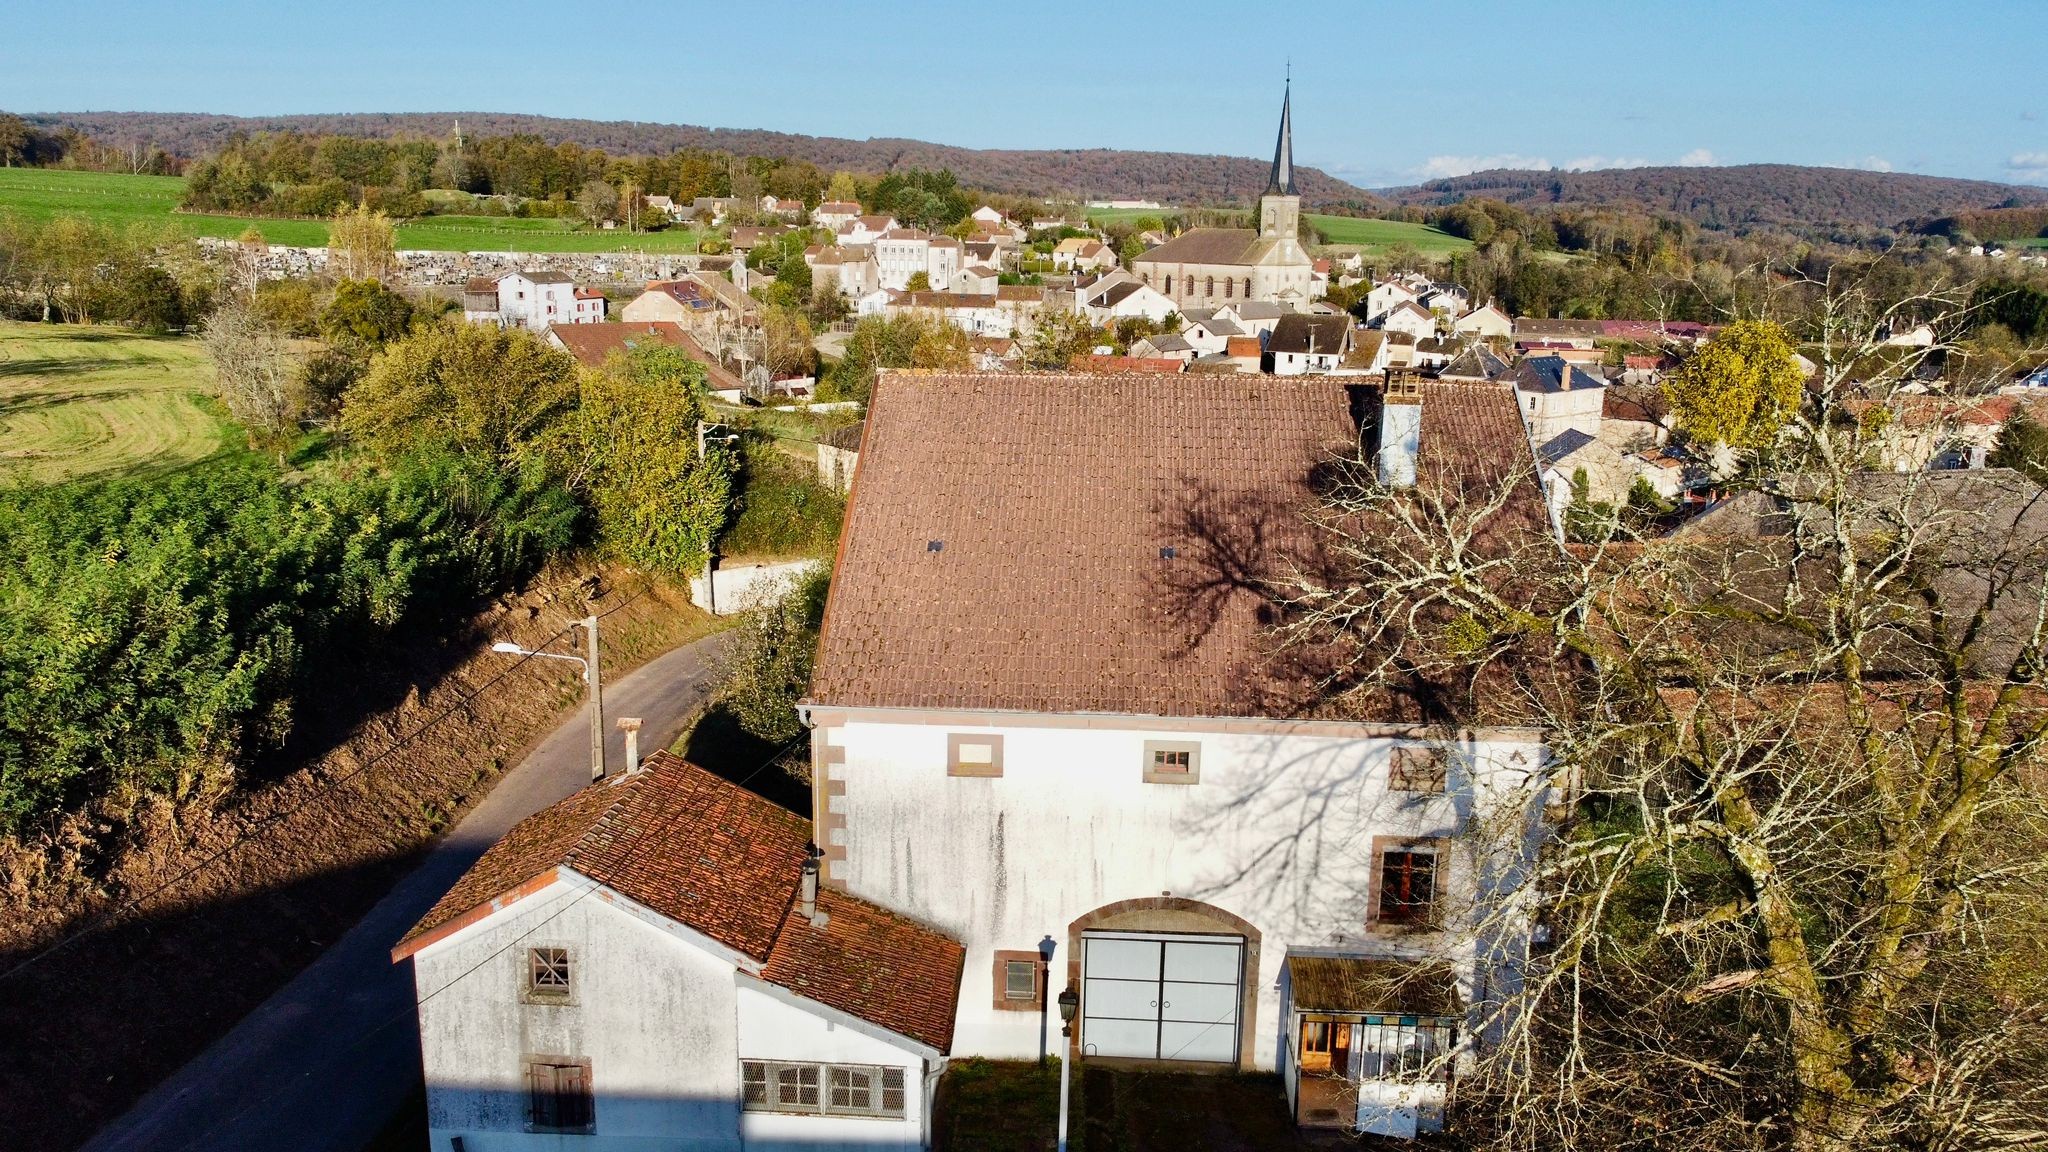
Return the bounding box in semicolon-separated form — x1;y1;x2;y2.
5;0;2046;189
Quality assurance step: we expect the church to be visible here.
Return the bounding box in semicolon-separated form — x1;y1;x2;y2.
1133;84;1317;309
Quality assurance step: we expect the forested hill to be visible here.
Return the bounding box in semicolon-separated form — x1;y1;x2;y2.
23;110;1367;206
1383;164;2048;233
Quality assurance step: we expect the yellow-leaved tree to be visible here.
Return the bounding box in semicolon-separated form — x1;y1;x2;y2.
327;205;397;283
1664;318;1805;448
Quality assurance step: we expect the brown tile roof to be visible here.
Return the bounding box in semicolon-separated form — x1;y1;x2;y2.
1225;336;1264;358
760;888;964;1052
394;751;965;1050
546;321;689;368
397;751;810;960
995;284;1047;303
1080;355;1184;374
1268;313;1354;356
810;372;1360;718
464;275;498;294
1135;227;1259;267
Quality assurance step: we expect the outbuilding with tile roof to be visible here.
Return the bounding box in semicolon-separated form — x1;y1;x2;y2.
394;751;963;1150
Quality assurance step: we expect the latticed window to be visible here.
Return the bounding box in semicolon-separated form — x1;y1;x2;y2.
741;1061;906;1118
1004;958;1038;1001
527;947;572;997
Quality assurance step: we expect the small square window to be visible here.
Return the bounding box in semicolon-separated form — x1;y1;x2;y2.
527;947;572;999
1004;959;1037;1000
1143;740;1201;784
948;733;1003;777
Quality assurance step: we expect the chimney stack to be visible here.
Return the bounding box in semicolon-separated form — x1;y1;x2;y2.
617;717;643;773
1378;374;1423;488
799;843;828;927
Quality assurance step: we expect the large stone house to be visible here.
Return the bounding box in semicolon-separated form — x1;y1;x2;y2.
1133;85;1316;310
803;371;1558;1138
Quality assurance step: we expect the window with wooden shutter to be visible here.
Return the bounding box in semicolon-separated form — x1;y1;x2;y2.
524;1056;594;1133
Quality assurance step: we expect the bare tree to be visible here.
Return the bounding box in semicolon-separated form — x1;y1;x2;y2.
1279;274;2048;1152
202;299;305;450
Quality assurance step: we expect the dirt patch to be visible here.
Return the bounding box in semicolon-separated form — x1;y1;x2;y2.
0;561;721;1152
934;1059;1319;1152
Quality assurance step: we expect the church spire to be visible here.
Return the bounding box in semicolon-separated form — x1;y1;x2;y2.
1265;77;1296;197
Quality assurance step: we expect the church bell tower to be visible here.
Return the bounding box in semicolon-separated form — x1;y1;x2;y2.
1258;80;1300;243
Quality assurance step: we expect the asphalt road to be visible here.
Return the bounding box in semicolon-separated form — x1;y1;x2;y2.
81;629;736;1152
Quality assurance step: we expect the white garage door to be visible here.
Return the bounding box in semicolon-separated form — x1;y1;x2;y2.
1080;931;1244;1063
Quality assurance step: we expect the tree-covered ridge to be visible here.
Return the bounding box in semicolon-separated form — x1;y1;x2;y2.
1383;163;2048;235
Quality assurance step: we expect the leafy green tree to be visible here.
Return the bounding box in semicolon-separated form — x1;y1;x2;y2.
578;178;619;226
112;265;188;332
342;320;579;466
1024;309;1099;370
320;278;413;351
1990;408;2048;486
1664;318;1804;448
904;271;931;293
826;313;969;402
565;345;732;576
718;564;831;743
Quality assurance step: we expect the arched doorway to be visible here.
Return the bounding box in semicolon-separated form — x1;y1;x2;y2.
1065;897;1262;1069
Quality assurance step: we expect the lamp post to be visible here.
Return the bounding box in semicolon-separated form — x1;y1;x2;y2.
1056;984;1079;1152
1036;935;1057;1067
491;613;605;780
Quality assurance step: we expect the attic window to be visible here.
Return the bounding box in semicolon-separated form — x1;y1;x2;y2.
1159;546;1177;560
927;540;944;553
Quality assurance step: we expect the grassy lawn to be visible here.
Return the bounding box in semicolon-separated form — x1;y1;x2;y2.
1306;214;1472;256
0;169;702;253
0;321;237;485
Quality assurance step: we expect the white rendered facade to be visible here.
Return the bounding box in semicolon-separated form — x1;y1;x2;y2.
410;870;937;1152
808;709;1548;1072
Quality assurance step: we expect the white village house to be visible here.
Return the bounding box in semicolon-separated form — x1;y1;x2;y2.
469;270;607;332
801;372;1560;1137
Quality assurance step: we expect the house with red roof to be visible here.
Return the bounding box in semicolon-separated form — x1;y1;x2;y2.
393;751;963;1150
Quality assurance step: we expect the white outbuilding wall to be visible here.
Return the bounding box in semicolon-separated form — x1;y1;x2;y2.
811;712;1548;1070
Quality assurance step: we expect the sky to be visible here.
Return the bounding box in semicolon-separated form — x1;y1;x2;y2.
5;0;2047;190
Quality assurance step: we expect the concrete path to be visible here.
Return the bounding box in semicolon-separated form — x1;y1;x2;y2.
82;630;737;1152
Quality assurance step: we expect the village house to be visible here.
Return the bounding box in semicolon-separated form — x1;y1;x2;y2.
804;370;1557;1138
949;265;1001;297
1077;271;1177;324
620;274;756;335
836;215;901;247
813;200;864;230
1266;312;1354;375
874;229;964;292
1335;330;1390;376
1180;309;1248;356
1363;279;1421;325
1450;303;1513;341
807;245;880;298
1130;332;1196;362
1052;237;1117;273
1133;85;1316;309
1377;300;1437;341
393;751;963;1152
884;290;1015;336
1436;344;1511;384
1513;355;1607;446
473;271;607;332
1215;300;1288;340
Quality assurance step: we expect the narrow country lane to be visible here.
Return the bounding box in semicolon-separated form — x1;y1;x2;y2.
80;629;738;1152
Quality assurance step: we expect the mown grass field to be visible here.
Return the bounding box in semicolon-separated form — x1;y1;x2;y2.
0;169;704;252
1306;214;1472;255
0;322;236;485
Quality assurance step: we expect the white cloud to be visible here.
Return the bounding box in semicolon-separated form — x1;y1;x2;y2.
1855;156;1895;172
1563;155;1649;172
1414;153;1550;180
2010;152;2048;183
1677;148;1716;167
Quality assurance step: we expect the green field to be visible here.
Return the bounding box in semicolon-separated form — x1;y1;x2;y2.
1305;214;1472;255
1083;206;1184;225
0;169;703;253
0;322;236;485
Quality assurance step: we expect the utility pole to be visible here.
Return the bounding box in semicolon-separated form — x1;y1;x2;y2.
579;614;604;781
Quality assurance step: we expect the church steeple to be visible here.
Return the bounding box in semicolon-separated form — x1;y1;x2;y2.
1265;78;1296;197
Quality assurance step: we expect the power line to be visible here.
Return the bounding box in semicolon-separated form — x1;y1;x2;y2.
0;588;648;987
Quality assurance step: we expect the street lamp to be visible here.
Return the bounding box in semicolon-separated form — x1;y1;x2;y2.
1055;985;1079;1152
1036;935;1057;1067
490;614;606;781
